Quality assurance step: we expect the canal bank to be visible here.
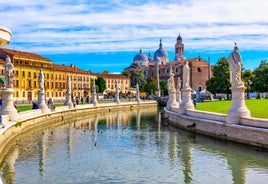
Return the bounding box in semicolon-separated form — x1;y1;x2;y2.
0;101;157;164
164;108;268;149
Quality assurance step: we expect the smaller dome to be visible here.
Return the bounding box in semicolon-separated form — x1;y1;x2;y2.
177;34;182;41
148;52;154;62
133;49;148;62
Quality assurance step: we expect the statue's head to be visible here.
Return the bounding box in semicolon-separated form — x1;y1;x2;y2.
6;55;11;62
234;42;239;51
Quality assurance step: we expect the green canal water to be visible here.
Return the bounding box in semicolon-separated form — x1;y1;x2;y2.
1;108;268;184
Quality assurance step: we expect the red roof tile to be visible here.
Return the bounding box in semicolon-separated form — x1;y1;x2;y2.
0;48;52;62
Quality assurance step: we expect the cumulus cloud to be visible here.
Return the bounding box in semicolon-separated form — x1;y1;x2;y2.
1;0;268;55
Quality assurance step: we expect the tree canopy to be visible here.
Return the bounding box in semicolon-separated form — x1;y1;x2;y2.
144;77;156;94
124;70;146;91
252;60;268;93
95;77;106;93
206;57;231;95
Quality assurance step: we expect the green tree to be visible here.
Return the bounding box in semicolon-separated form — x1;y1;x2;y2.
144;77;156;94
206;57;231;96
95;77;106;93
252;60;268;93
103;70;109;74
160;80;168;96
124;70;146;91
242;69;254;98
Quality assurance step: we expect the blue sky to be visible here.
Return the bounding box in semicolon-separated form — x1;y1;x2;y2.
1;0;268;73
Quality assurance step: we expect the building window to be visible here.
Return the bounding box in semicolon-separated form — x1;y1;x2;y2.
22;71;25;77
175;68;178;73
197;67;202;72
23;91;25;97
166;69;169;74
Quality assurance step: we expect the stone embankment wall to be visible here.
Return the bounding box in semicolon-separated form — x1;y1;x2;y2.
0;102;157;163
165;109;268;149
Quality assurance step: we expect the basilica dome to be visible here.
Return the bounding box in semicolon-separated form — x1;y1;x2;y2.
153;39;168;64
148;52;154;63
133;49;149;66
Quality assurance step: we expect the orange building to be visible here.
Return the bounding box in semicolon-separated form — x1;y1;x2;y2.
0;48;130;103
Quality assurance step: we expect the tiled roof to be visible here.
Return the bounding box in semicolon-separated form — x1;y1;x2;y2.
52;64;94;75
0;48;52;62
97;73;129;79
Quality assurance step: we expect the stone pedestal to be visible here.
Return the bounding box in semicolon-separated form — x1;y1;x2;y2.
37;90;49;113
226;86;250;124
178;87;195;114
114;93;120;104
64;93;73;109
136;95;141;104
166;89;179;110
0;88;17;121
91;92;98;106
176;90;181;104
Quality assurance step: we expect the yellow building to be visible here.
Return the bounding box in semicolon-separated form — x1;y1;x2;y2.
97;73;130;94
0;48;95;103
0;48;130;104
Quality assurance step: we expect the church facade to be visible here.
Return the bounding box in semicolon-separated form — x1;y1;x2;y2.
125;35;212;92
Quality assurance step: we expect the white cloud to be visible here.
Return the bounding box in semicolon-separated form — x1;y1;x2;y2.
1;0;268;55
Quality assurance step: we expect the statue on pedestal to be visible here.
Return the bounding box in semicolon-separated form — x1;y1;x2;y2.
38;68;45;91
183;61;190;88
66;76;71;94
167;64;175;90
136;83;141;103
228;43;242;87
4;55;14;88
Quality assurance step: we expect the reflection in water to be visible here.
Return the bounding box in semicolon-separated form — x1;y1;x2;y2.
0;107;268;184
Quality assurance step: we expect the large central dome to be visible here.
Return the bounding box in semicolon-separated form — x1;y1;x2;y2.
154;39;168;64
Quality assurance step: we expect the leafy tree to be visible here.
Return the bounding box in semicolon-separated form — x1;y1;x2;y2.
124;70;146;91
144;77;156;94
206;57;231;96
252;60;268;93
95;77;106;93
103;70;109;74
242;69;254;98
160;80;168;96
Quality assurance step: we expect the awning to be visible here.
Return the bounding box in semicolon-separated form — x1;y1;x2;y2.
0;78;5;83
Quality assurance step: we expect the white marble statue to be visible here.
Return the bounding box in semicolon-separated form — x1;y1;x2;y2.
38;68;45;91
136;83;140;94
168;65;175;90
116;80;119;92
4;55;14;88
66;76;71;94
92;80;96;93
136;83;141;103
183;61;190;88
228;43;242;87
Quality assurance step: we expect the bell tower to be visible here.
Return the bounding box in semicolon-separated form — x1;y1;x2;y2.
175;34;184;57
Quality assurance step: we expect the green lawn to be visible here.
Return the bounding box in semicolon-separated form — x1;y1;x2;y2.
17;103;64;112
16;99;268;119
196;99;268;119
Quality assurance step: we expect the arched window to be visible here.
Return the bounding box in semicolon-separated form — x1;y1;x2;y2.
197;67;202;72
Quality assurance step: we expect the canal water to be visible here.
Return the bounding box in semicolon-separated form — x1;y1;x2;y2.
1;108;268;184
